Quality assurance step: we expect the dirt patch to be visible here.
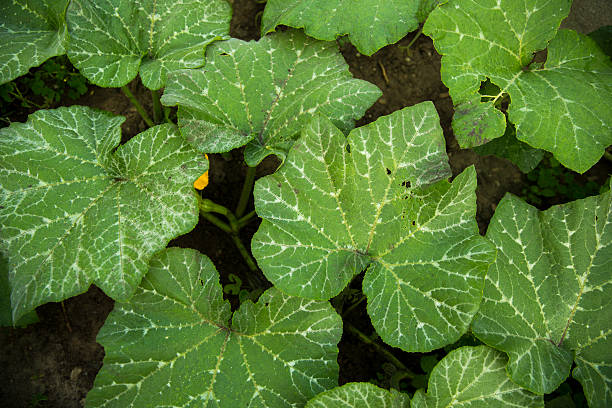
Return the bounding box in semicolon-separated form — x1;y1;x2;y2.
1;1;611;406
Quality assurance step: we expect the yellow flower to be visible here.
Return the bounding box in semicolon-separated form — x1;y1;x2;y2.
194;154;209;190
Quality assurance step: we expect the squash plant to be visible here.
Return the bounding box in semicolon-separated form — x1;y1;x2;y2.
1;0;611;407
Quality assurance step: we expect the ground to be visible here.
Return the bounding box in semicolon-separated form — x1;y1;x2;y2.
1;1;611;406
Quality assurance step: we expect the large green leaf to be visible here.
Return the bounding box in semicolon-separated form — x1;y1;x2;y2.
161;30;381;166
66;0;231;90
0;0;68;85
305;382;409;407
424;0;612;173
0;252;38;327
471;189;612;405
260;0;420;56
411;346;543;407
0;106;206;322
86;247;342;407
252;103;495;352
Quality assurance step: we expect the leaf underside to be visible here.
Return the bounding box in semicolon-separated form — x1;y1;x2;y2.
261;0;420;56
472;189;612;406
0;0;68;85
305;382;410;407
0;106;207;322
86;248;342;407
252;102;495;352
66;0;231;89
161;30;382;166
411;346;543;407
424;0;612;173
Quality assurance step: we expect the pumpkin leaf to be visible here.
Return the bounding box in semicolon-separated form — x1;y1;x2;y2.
305;382;409;407
0;106;207;322
411;346;543;407
252;103;495;352
261;0;420;56
86;247;342;407
0;252;38;327
424;0;612;173
0;0;68;85
471;188;612;405
66;0;231;90
161;30;381;166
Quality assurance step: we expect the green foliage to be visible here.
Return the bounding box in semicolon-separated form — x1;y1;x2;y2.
0;56;89;121
0;0;69;85
521;155;605;207
0;106;207;322
424;0;612;173
261;0;420;56
305;382;409;407
87;247;342;407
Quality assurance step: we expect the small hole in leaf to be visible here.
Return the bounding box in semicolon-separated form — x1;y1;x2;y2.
200;279;204;286
402;180;411;188
264;302;269;307
386;168;391;175
219;52;230;56
346;144;351;153
412;221;416;226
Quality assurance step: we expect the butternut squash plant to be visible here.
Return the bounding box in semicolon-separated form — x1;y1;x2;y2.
0;0;610;406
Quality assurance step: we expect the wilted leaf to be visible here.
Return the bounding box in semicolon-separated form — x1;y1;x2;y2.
424;0;612;173
411;346;543;407
0;106;206;322
66;0;231;89
253;103;495;352
261;0;420;56
0;0;68;85
161;30;381;166
86;247;342;407
306;382;409;407
472;189;612;406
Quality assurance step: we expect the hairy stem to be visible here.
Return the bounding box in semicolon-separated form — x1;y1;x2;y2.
151;89;162;124
121;86;154;127
236;165;257;217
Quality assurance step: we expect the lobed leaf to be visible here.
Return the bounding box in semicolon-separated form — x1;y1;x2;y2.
66;0;231;90
305;382;409;407
471;188;612;405
86;247;342;407
161;30;381;166
411;346;543;407
252;103;495;352
0;0;68;85
261;0;420;56
0;106;207;322
424;0;612;173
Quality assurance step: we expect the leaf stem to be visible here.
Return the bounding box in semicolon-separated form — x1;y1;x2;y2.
344;321;414;377
236;165;257;217
399;25;423;54
237;210;257;229
198;197;260;274
121;86;154;127
151;89;162;124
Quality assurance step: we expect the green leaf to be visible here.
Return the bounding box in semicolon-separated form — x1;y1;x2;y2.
0;252;38;327
0;106;206;322
417;0;447;23
86;247;342;407
473;124;544;173
66;0;231;90
471;189;612;405
252;103;495;352
305;382;409;407
411;346;543;407
0;0;68;85
261;0;420;56
161;30;381;166
424;0;612;173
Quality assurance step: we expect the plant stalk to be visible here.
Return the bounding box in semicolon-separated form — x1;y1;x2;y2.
237;210;257;229
121;86;154;127
400;26;423;54
344;321;414;376
198;198;260;274
151;89;162;124
235;165;257;217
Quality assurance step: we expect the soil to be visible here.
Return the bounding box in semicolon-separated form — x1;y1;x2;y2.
1;1;611;406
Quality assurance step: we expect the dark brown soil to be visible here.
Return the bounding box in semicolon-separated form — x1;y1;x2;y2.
1;1;611;406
